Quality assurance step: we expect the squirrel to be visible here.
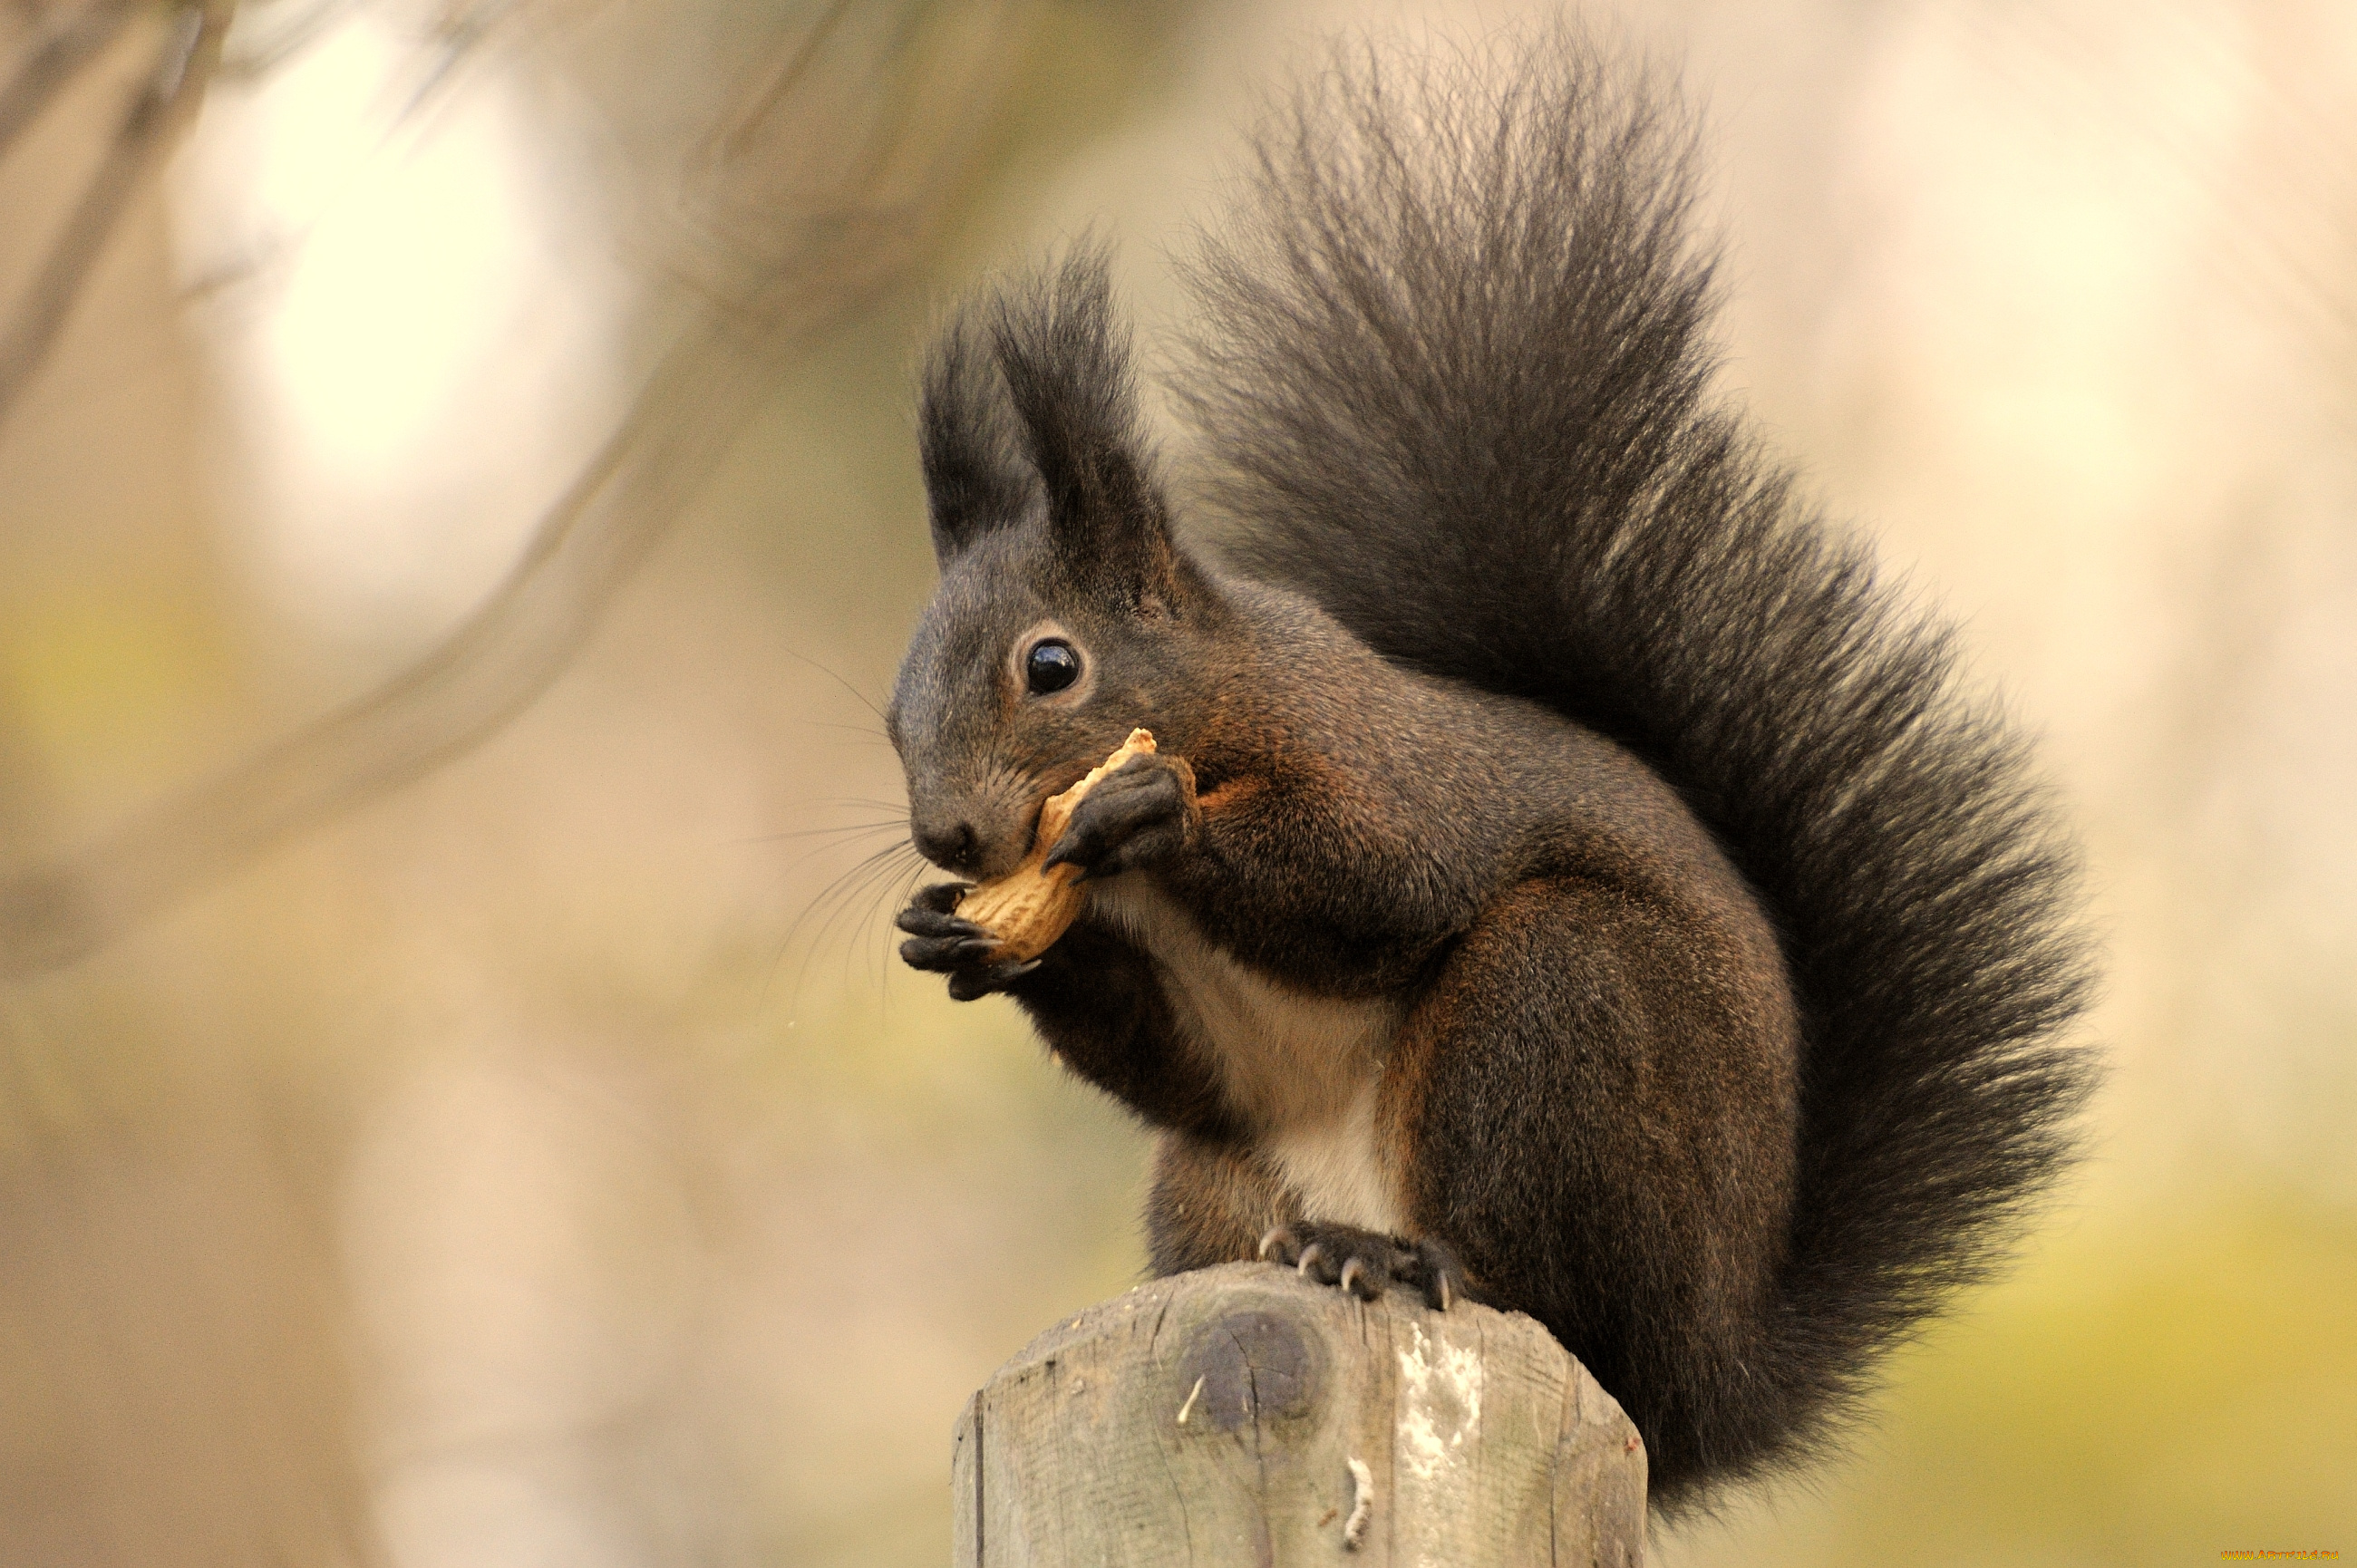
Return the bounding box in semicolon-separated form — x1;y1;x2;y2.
885;32;2094;1510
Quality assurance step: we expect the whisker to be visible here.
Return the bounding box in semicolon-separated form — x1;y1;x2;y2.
781;840;907;960
782;837;920;997
784;647;890;726
832;843;923;994
876;852;934;1014
858;847;932;998
734;819;908;847
779;834;912;879
800;840;925;1004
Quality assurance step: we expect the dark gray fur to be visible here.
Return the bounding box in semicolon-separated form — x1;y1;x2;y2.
888;30;2095;1513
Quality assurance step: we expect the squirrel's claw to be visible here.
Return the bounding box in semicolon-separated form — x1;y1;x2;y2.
908;881;973;915
1043;755;1198;880
896;884;1037;998
897;887;997;971
1256;1220;1472;1313
897;934;997;970
895;903;989;941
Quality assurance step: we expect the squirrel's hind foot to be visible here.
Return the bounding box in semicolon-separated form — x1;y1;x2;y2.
1257;1222;1472;1312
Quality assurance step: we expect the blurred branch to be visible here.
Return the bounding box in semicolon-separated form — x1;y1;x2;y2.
0;3;226;430
179;5;524;313
0;0;1027;978
0;0;131;156
211;0;346;79
0;315;767;973
712;0;852;168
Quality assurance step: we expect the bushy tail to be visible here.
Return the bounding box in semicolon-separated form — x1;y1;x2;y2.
1174;29;2097;1497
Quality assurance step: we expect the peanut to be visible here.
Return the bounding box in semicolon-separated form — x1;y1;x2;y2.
956;729;1157;962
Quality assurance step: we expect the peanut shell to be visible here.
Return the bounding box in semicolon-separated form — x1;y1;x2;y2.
956;729;1157;962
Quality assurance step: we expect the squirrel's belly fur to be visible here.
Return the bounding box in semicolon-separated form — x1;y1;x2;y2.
1090;877;1408;1234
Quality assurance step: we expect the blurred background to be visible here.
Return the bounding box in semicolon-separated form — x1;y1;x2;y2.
0;0;2351;1563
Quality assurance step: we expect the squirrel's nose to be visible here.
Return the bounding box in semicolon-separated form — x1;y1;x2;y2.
912;818;979;872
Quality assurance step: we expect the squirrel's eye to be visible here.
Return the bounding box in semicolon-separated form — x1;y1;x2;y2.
1024;639;1082;694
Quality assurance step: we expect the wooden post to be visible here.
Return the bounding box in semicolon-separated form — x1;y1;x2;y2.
951;1261;1645;1566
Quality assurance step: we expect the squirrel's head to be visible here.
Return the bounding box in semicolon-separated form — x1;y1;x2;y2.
888;249;1233;880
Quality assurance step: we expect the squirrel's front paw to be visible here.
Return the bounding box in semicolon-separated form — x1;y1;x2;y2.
1042;753;1200;881
896;882;1043;1000
1258;1222;1475;1312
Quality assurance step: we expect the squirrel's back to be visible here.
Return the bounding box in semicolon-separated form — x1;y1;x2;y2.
1175;27;2097;1490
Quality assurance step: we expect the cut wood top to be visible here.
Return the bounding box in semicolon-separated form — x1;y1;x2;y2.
953;1262;1646;1567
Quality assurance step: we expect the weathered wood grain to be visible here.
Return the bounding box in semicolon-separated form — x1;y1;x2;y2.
951;1262;1645;1566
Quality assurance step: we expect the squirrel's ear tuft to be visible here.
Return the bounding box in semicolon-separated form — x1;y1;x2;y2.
919;313;1036;563
989;244;1182;607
